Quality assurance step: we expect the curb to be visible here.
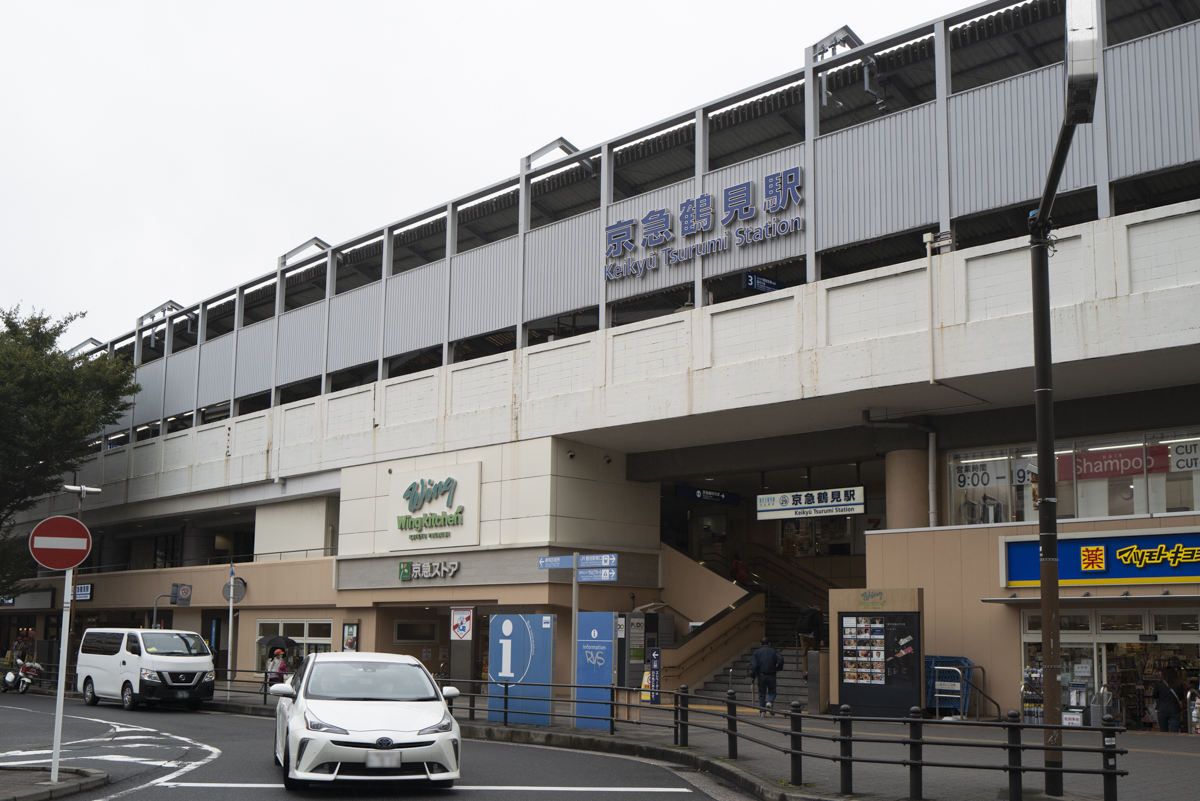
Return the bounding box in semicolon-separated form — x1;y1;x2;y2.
459;723;837;801
0;768;108;801
201;701;274;718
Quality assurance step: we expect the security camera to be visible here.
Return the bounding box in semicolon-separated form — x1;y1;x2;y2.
568;450;576;459
604;456;612;465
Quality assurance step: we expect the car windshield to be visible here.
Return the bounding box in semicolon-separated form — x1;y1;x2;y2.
141;632;210;656
304;661;439;702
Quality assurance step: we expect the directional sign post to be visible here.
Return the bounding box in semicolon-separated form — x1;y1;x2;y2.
537;553;619;726
30;514;94;783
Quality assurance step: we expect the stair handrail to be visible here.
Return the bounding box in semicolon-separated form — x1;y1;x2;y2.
744;541;844;592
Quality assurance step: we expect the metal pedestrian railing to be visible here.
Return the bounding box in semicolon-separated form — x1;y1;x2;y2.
444;679;1128;801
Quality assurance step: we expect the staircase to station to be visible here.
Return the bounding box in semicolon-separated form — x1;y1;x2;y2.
692;592;820;710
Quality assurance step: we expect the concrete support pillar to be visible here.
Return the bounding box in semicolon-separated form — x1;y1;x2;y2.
885;449;931;530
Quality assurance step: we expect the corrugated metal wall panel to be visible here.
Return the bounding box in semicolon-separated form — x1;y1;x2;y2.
384;260;446;357
131;359;165;426
605;179;696;302
525;209;600;321
702;144;806;279
327;281;383;371
449;236;519;340
949;64;1095;218
197;334;235;407
163;347;198;418
816;103;939;250
276;301;326;386
1106;22;1200;181
234;319;274;397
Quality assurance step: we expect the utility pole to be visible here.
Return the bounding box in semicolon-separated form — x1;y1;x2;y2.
1028;4;1098;795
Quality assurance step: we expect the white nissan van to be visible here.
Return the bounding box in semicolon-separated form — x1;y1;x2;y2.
76;628;216;710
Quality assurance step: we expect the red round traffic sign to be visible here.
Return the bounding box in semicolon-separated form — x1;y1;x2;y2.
29;516;93;571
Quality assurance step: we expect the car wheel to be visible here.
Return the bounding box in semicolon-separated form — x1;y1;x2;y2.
83;679;99;706
281;731;306;791
121;683;139;711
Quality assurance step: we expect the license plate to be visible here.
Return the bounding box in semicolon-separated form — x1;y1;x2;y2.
175;691;190;699
365;750;402;768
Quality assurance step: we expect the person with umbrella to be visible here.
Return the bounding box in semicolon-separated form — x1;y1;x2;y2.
267;648;287;685
258;635;298;685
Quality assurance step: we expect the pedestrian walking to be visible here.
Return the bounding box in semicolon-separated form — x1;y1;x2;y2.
750;637;784;715
796;604;825;681
1153;668;1187;733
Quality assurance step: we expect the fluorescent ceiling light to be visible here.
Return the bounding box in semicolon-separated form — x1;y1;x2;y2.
1159;436;1200;444
1018;451;1072;458
957;457;1003;464
1087;444;1140;451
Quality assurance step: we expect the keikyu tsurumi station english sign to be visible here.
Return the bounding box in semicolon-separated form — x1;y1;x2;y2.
604;168;803;281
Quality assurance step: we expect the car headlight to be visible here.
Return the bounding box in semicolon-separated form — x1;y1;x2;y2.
418;711;454;735
304;711;349;736
140;668;161;682
203;671;216;682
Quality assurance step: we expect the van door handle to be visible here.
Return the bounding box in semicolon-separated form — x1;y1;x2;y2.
121;661;126;666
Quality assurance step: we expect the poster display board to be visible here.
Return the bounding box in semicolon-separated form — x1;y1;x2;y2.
830;588;924;717
488;614;555;725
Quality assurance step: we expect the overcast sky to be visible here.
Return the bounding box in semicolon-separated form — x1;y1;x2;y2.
2;0;972;348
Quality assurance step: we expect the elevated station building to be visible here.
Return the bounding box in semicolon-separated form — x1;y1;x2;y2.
8;0;1200;720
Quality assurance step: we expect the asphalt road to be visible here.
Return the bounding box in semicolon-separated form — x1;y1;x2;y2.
0;694;751;800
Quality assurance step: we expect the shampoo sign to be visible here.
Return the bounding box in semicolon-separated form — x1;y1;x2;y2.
388;462;481;551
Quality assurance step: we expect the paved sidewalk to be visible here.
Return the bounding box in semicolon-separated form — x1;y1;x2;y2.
0;767;108;801
207;692;1195;801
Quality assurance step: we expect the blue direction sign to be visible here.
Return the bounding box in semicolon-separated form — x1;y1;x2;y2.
578;568;618;582
538;554;618;570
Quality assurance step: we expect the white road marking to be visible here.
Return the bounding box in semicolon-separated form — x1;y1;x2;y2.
161;784;690;793
0;705;222;801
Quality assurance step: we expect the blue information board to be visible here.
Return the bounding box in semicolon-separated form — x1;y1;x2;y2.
1006;532;1200;586
649;647;661;705
576;612;615;730
488;614;555;725
578;568;618;582
538;554;618;570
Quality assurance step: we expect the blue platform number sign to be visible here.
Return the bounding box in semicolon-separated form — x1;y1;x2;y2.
576;612;616;730
488;614;555;725
649;647;661;705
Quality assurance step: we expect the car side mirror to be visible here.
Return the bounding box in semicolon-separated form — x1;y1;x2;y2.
441;686;460;699
269;683;296;698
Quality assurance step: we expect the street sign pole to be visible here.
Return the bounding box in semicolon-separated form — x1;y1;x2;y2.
50;566;72;783
36;496;97;785
228;565;235;700
571;552;579;724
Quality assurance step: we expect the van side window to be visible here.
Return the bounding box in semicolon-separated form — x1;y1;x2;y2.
103;633;123;656
126;634;141;656
80;633;104;655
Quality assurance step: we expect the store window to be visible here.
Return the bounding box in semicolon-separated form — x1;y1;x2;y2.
1021;609;1200;729
1023;613;1091;633
948;426;1200;526
1100;613;1145;633
255;619;332;672
1154;614;1200;632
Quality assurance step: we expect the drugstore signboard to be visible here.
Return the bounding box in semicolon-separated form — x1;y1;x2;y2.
1004;530;1200;586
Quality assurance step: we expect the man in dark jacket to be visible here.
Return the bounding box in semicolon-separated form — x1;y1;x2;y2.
796;604;825;681
1152;668;1186;733
750;637;785;715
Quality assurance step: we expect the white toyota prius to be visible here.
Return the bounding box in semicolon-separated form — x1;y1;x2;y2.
271;652;461;789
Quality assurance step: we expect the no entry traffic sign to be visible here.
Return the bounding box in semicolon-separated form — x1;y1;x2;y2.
29;516;92;571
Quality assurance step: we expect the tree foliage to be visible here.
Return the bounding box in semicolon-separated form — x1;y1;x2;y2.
0;308;138;599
